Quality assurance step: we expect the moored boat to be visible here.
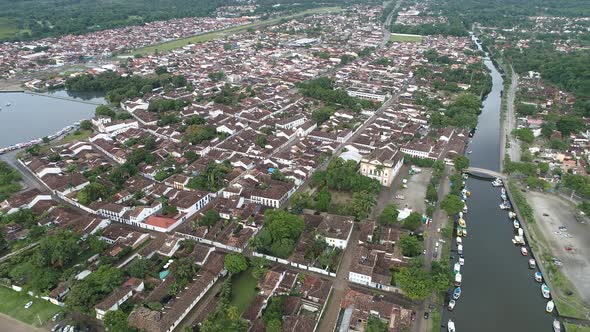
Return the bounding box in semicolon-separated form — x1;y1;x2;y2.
514;220;520;229
453;287;461;300
458;218;466;228
546;300;555;313
455;273;462;286
456;227;464;237
535;271;543;283
462;228;467;237
521;247;528;256
448;319;456;332
529;259;536;269
448;300;456;311
456;237;462;245
542;283;551;299
459;257;465;266
454;262;461;274
458;245;463;255
553;319;561;332
463;204;468;213
508;211;517;219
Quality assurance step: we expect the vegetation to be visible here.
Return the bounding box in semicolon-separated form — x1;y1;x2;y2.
187;161;231;192
399;234;421;257
440;194;464;216
104;310;131;331
312;158;381;194
297;77;376;112
0;287;61;327
402;212;423;232
394;259;451;301
66;265;124;313
429;93;482;129
365;315;388;332
377;203;399;225
391;18;468;36
453;156;470;172
562;174;590;197
250;210;305;258
224;253;248;274
389;33;423;42
0;161;21;201
201;278;249;332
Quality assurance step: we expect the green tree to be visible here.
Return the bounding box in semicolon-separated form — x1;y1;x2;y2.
200;210;221;227
453;155;470;172
377;203;399;225
224;253;248;274
365;315;388;332
104;310;131;332
426;183;438;203
33;229;81;268
441;194;464;216
314;188;332;212
80;120;93;131
399;234;421;257
402;212;422;232
350;191;377;220
514;128;535;144
127;258;151;278
394;261;432;300
95;105;115;118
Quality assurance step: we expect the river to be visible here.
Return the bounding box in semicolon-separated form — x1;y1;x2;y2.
0;91;104;149
441;37;555;331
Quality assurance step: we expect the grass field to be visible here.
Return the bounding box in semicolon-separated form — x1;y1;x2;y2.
229;269;259;315
0;287;62;327
131;7;342;55
389;33;423;42
565;323;590;332
0;18;20;40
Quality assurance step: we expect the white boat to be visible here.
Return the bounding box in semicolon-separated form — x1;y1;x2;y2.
518;228;524;237
459;211;463;218
458;244;464;255
454;262;461;274
546;300;555;313
542;283;551;299
535;271;543;283
459;257;465;266
521;247;528;256
553;319;561;332
513;235;526;245
453;287;461;300
463;173;469;179
514;220;520;229
508;211;517;219
463;204;468;213
456;237;462;245
500;193;507;201
448;319;456;332
492;178;503;187
458;218;466;228
529;259;536;269
501;188;506;195
448;300;456;311
455;273;462;286
500;202;511;210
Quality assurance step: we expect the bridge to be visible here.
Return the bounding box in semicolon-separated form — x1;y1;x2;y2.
465;167;505;180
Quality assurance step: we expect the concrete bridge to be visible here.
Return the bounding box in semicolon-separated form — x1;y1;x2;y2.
465;167;505;180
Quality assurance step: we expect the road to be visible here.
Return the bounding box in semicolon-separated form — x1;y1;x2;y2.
380;0;403;48
0;150;44;192
414;166;451;332
502;68;519;165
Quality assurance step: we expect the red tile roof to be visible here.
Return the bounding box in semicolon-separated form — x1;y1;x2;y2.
146;216;177;228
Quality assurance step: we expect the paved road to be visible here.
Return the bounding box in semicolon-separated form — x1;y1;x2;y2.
414;167;451;332
317;226;360;332
380;0;403;48
0;150;44;192
502;68;519;165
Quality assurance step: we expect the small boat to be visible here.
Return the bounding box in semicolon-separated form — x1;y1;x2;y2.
454;262;461;274
463;173;468;180
448;300;456;311
459;257;465;266
463;204;468;213
462;228;467;237
500;202;511;210
521;247;528;256
458;245;464;255
535;271;543;283
518;228;524;237
546;300;555;313
455;273;462;286
514;220;520;229
553;319;561;332
492;178;503;187
513;235;525;245
508;211;517;219
466;190;471;197
542;283;551;299
456;237;462;245
448;319;456;332
458;218;466;228
529;259;536;269
500;193;507;201
457;227;464;237
459;211;463;218
467;150;472;154
453;287;462;300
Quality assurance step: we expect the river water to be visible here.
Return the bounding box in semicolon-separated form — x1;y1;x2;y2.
442;38;554;331
0;91;103;148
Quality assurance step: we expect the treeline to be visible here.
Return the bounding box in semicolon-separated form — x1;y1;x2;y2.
297;77;376;112
390;18;468;37
428;93;482;129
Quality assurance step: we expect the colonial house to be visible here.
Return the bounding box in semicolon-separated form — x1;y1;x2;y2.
360;144;404;187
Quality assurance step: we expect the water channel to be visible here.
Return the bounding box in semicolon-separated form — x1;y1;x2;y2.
0;90;104;148
441;37;554;331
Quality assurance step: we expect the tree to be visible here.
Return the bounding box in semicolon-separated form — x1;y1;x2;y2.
441;194;464;216
394;261;432;300
155;66;168;75
556;115;584;136
33;229;81;268
200;210;221;227
66;265;124;313
453;155;470;172
399;234;421;257
426;183;438;203
311;106;335;125
250;210;305;258
377;203;399;225
365;315;388;332
95;105;115;118
314;188;332;212
127;258;151;278
350;191;377;220
104;310;130;332
80;120;93;131
402;212;422;232
514;128;535;144
251;257;269;280
224;253;248;274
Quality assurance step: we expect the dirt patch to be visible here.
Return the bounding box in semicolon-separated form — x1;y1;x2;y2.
526;191;590;305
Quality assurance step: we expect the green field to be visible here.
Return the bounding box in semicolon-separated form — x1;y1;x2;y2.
0;287;62;327
131;6;342;55
229;269;259;315
0;18;19;40
565;323;590;332
389;33;423;42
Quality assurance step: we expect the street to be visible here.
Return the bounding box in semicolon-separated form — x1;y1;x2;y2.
502;68;520;165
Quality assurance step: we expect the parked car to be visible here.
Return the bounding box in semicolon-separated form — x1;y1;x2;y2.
52;313;60;322
424;312;429;319
24;301;33;309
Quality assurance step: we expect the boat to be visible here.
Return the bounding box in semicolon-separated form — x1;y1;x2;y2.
535;271;543;283
448;319;456;332
466;190;471;197
508;211;517;219
500;202;511;210
553;319;561;332
546;300;555;313
462;228;467;237
456;237;462;245
459;257;465;266
492;178;503;187
458;218;466;228
463;204;468;213
501;188;506;195
454;262;461;274
459;211;463;218
453;287;461;300
521;247;528;256
541;283;551;299
457;245;464;255
529;259;536;269
456;227;464;237
455;273;462;286
514;220;520;229
467;150;472;154
463;173;468;180
518;228;524;237
448;300;456;311
500;193;507;201
5;102;11;107
513;235;525;245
